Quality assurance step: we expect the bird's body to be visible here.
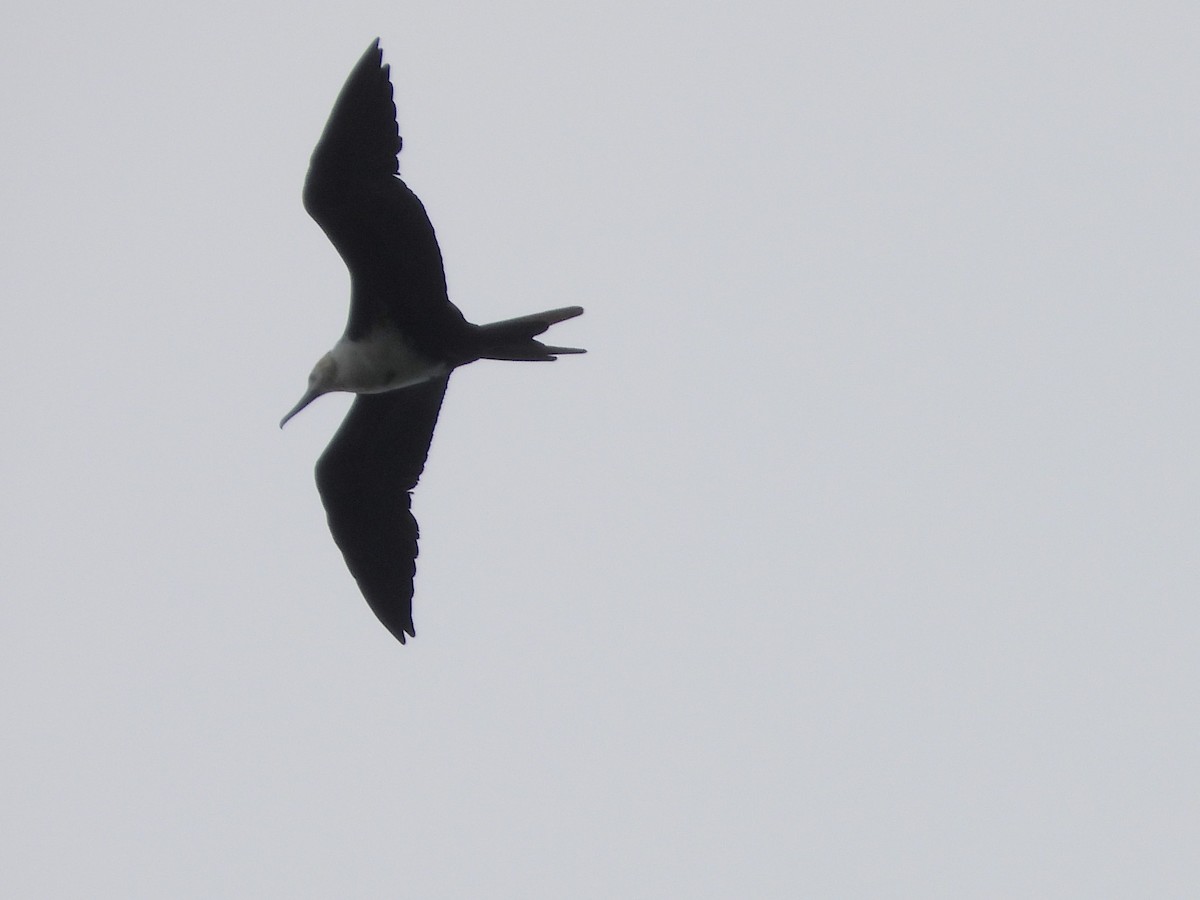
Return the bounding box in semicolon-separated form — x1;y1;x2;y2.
282;39;584;644
324;330;450;395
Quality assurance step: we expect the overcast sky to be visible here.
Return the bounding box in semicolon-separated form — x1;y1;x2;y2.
3;1;1198;896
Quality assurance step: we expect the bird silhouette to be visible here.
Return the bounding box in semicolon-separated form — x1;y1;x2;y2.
281;39;584;643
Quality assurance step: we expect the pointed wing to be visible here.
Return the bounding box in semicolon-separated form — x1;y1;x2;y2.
306;38;400;185
303;40;472;354
314;377;451;643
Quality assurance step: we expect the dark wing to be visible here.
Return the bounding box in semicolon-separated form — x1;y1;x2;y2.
303;40;473;354
314;376;451;644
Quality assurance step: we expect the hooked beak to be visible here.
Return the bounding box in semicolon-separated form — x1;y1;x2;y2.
280;386;321;429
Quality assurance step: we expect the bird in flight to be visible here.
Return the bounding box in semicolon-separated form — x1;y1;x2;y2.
281;39;584;644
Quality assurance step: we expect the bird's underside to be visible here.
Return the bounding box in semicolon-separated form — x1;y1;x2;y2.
288;39;584;644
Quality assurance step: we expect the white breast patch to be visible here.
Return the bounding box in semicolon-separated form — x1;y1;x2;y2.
331;331;450;394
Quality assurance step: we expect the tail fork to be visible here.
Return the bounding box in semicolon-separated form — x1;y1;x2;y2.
477;306;586;361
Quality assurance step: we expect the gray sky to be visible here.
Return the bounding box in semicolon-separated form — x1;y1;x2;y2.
3;1;1198;896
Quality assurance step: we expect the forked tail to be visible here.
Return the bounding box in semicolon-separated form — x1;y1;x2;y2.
476;305;586;361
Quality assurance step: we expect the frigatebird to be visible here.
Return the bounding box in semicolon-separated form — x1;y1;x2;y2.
281;40;584;644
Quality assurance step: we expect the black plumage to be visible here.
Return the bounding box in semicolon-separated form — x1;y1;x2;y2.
315;381;448;643
284;40;584;643
303;41;474;358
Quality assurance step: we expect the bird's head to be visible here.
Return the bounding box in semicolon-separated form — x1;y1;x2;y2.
280;353;339;428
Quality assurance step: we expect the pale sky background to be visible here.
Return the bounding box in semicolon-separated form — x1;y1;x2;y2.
3;1;1198;897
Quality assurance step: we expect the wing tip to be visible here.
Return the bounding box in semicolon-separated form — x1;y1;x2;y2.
381;615;416;645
